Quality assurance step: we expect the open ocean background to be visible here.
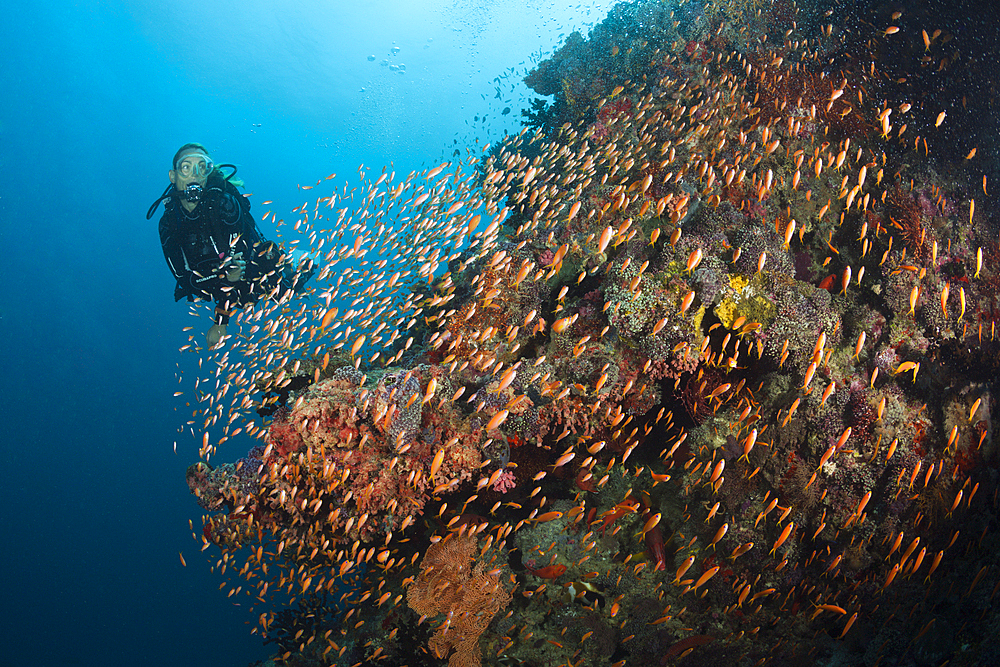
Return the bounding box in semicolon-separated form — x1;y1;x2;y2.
0;1;618;664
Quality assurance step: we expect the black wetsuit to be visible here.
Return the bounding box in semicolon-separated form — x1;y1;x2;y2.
158;173;285;324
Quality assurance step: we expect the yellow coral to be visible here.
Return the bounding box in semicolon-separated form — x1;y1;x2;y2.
715;274;776;329
561;77;576;109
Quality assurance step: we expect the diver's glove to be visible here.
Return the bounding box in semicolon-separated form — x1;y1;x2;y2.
221;252;246;282
288;249;317;272
287;249;316;293
207;323;227;347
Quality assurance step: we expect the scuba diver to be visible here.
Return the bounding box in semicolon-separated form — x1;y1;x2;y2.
148;143;314;346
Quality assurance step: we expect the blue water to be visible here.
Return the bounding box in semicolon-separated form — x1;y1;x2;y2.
0;1;617;664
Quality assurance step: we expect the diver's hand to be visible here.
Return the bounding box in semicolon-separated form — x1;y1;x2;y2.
226;263;245;282
222;253;246;282
207;323;227;347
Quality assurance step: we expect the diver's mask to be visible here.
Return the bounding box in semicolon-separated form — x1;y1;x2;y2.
180;182;204;203
175;153;212;203
175;153;214;179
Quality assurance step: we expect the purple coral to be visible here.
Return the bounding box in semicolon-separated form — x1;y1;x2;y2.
372;369;423;445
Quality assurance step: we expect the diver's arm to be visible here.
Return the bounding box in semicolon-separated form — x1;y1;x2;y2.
159;217;195;291
215;182;273;275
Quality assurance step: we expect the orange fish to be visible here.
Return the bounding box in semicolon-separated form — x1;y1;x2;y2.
692;565;720;591
820;382;836;406
679;290;696;314
686;248;704;272
528;563;567;579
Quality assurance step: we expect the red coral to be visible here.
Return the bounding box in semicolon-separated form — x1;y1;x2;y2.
267;415;304;457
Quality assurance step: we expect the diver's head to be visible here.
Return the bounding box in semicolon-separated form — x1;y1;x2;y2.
169;143;214;203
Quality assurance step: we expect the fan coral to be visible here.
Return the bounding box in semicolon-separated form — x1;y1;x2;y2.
407;534;511;667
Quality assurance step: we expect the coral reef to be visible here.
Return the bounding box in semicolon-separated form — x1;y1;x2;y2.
178;1;1000;665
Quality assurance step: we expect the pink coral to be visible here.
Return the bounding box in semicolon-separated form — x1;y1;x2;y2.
251;364;490;543
491;470;517;494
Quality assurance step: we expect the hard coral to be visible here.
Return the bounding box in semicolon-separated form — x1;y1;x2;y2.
254;364;490;544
